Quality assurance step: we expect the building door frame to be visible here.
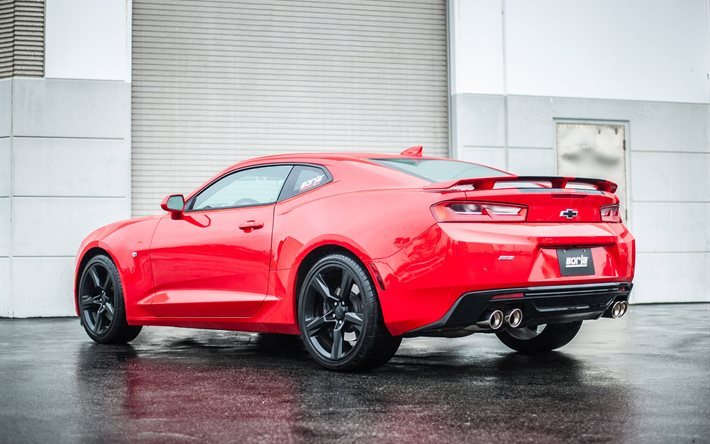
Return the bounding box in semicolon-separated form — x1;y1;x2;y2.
553;118;632;229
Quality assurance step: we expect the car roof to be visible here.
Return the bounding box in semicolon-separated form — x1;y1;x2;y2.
190;151;511;200
229;152;448;169
212;151;511;187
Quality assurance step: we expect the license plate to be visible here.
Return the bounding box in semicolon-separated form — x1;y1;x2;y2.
557;248;595;276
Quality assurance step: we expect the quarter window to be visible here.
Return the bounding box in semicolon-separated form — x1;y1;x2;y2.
279;165;331;200
189;165;292;211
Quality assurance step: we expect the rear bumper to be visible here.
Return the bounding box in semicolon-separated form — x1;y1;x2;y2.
374;222;635;336
405;282;633;337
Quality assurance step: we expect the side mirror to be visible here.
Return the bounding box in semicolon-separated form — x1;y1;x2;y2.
161;194;185;216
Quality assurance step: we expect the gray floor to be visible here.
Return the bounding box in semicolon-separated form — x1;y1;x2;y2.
1;304;709;443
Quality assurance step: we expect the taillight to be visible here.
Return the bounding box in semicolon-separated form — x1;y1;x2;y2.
431;201;527;222
600;204;621;223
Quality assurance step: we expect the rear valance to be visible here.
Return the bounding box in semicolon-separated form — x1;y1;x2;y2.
424;175;618;194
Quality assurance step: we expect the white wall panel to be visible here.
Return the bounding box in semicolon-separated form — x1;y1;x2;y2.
45;0;129;81
456;93;505;147
453;0;710;103
0;138;10;197
453;0;503;95
1;79;11;317
132;0;449;216
633;253;710;303
504;95;557;149
0;197;9;257
12;78;130;138
0;257;10;316
2;76;132;317
12;197;129;256
508;147;555;175
630;152;710;202
630;102;709;152
632;203;710;253
11;257;76;316
12;138;130;197
504;0;710;103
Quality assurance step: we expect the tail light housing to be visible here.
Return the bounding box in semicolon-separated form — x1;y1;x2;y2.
431;201;527;222
600;204;621;223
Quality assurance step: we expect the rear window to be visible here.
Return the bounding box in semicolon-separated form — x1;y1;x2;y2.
371;158;509;182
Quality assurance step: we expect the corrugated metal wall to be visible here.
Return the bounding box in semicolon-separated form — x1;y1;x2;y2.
0;0;44;78
131;0;448;216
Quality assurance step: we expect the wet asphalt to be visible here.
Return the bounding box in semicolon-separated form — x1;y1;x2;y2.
0;304;708;444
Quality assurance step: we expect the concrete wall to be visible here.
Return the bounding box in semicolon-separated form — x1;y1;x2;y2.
0;0;132;317
449;0;710;303
1;80;11;316
45;0;130;81
451;0;710;102
0;79;131;317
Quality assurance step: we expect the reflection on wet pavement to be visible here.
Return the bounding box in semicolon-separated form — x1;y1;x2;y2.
1;304;708;443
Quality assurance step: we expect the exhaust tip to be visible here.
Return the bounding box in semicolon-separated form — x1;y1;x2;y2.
506;308;523;328
611;301;628;318
489;310;504;330
476;310;505;330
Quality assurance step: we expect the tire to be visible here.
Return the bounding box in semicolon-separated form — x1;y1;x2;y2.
77;254;142;344
495;321;583;354
298;253;401;372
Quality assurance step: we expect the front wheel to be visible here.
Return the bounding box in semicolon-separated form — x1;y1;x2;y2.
298;254;401;372
78;254;142;344
495;321;583;354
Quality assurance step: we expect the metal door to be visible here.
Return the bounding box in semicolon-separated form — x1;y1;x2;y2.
556;122;628;221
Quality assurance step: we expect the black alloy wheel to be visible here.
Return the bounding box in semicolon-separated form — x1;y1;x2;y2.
78;254;141;344
302;263;365;360
298;254;401;372
79;261;116;335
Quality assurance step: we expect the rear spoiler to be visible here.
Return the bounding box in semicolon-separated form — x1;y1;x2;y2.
424;175;618;193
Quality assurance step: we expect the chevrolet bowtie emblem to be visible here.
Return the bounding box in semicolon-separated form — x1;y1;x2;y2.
560;209;579;219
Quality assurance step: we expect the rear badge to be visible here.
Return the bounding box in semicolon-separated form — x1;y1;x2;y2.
557;248;595;276
498;255;515;261
560;209;579;219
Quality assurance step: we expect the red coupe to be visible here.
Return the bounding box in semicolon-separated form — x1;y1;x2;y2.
74;147;635;371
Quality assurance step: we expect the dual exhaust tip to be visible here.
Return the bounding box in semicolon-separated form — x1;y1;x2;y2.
610;300;628;319
479;308;523;330
479;301;628;330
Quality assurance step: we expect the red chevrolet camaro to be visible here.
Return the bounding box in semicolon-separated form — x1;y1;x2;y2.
74;147;635;371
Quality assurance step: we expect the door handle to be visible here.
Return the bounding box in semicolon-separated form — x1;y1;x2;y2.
238;220;264;232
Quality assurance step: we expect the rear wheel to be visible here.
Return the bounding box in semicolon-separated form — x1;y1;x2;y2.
298;254;401;372
495;321;582;354
78;254;142;344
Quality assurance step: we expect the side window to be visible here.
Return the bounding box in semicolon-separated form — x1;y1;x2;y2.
279;165;331;201
188;165;292;211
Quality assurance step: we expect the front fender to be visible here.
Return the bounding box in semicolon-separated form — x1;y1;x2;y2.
73;216;161;321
